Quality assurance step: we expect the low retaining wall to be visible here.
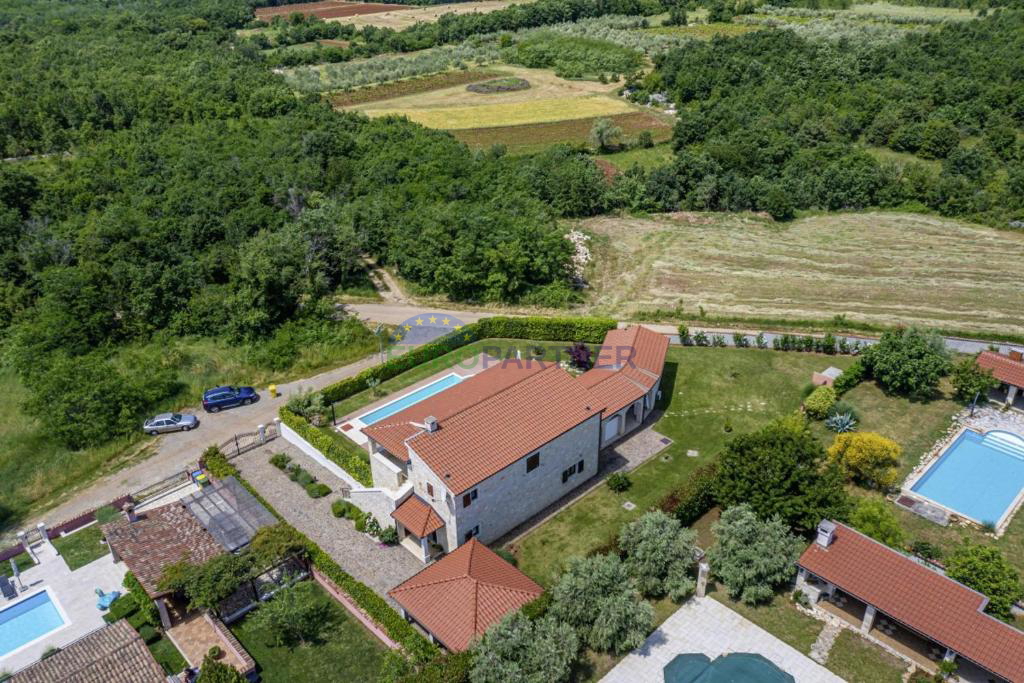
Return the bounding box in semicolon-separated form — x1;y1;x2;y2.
311;566;399;650
280;420;363;491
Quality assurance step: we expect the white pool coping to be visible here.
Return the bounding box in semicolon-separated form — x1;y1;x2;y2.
342;372;465;446
0;587;71;662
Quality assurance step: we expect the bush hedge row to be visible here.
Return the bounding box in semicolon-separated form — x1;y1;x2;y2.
201;449;438;663
279;408;373;486
659;462;719;527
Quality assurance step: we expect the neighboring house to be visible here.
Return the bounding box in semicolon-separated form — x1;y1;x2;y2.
364;325;669;562
977;350;1024;408
388;539;543;652
797;521;1024;682
9;620;165;683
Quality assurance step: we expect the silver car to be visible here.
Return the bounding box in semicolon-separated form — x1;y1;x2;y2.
143;413;199;435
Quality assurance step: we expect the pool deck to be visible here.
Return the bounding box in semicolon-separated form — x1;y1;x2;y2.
337;350;537;446
0;534;126;673
900;406;1024;535
602;597;842;683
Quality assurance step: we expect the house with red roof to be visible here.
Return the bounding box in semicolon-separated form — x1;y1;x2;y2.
362;325;669;562
388;539;543;652
977;350;1024;409
797;521;1024;682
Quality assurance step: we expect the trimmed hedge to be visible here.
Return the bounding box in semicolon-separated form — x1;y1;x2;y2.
833;358;866;394
659;462;718;526
200;450;438;663
280;409;373;486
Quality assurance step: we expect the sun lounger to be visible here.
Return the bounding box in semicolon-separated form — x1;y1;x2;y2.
0;576;17;600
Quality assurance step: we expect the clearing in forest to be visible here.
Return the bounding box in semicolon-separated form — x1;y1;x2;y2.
255;1;410;22
579;211;1024;337
326;0;532;30
347;66;640;129
452;111;673;153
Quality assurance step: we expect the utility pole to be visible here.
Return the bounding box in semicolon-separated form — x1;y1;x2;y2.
374;323;385;364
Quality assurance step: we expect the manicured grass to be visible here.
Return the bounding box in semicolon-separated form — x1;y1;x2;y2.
709;584;823;655
513;347;856;586
0;551;34;577
148;635;188;675
52;525;109;571
230;582;387;683
451;111;672;154
580;211;1024;338
826;629;907;682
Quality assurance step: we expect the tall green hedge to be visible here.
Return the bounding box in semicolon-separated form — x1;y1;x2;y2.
279;409;372;486
659;462;719;527
200;450;438;663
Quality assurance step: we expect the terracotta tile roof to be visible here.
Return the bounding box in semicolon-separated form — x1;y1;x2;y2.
388;539;543;651
102;502;225;598
798;522;1024;682
10;620;165;683
392;494;445;537
366;360;601;494
977;350;1024;388
579;325;669;416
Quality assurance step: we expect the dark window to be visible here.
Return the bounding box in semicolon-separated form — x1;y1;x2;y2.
526;453;540;472
561;469;569;483
427;483;434;498
462;489;478;507
578;459;584;473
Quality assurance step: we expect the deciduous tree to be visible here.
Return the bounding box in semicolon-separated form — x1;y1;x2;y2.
946;543;1024;621
618;510;697;601
709;504;802;606
470;612;578;683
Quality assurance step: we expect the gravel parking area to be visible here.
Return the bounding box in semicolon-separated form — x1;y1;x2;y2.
235;443;421;604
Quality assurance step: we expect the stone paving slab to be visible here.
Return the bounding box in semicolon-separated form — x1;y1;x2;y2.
602;597;842;683
234;443;421;606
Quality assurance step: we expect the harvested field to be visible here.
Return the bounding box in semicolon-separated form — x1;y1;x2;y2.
329;0;530;30
452;111;673;153
255;1;410;22
328;69;501;107
579;211;1024;337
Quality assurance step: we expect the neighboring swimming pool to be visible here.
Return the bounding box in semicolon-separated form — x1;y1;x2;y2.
910;429;1024;527
358;373;465;426
0;590;66;658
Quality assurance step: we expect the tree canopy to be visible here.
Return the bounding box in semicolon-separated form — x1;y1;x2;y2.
862;328;951;398
946;543;1024;621
470;612;578;683
618;510;697;601
709;504;803;606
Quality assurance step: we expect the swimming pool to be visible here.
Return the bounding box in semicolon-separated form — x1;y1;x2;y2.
358;374;465;426
0;590;66;658
910;429;1024;527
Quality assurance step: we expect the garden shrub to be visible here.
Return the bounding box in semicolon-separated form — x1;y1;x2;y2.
824;412;857;433
280;409;372;486
520;592;552;621
364;515;382;537
659;462;718;526
354;514;368;533
861;328;951;398
803;385;837;419
827;432;901;490
495;548;518;567
331;500;353;518
295;469;315;488
138;625;159;644
833;359;865;394
208;645;223;659
827;400;859;421
201;446;235;479
911;540;942;561
122;571;159;626
269;453;291;470
606;472;631;492
378;526;399;545
305;482;331;498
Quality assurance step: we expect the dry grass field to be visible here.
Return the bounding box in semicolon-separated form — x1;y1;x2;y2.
580;211;1024;337
452;111;673;153
255;1;410;22
328;0;531;29
348;66;639;129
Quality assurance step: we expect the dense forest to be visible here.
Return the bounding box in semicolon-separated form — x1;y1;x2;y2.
630;10;1024;225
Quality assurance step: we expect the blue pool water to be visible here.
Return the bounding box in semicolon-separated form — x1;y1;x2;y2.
359;374;464;426
911;429;1024;525
0;590;65;656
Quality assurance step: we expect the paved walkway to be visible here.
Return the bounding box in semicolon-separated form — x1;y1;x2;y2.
23;345;410;536
233;443;421;605
602;597;843;683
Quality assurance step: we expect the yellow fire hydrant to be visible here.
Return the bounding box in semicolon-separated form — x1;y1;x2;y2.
269;384;278;398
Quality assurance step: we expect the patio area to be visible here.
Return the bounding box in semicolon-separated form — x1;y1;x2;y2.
0;535;127;673
166;610;253;675
602;597;842;683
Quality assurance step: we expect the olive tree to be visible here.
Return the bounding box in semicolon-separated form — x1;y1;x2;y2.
618;510;697;601
470;612;578;683
709;504;803;606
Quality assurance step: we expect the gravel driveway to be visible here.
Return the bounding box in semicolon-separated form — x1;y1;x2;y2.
235;442;422;603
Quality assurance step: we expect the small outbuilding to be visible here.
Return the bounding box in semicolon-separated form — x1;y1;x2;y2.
977;350;1024;409
811;366;843;388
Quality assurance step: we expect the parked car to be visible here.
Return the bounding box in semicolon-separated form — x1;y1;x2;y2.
143;413;199;435
202;386;259;413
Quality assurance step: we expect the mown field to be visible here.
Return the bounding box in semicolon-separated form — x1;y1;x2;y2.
580;211;1024;338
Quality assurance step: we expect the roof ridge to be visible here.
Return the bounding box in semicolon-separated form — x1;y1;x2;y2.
474;580;542;596
389;573;470;594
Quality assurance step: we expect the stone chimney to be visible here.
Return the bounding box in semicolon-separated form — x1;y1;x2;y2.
424;416;439;433
816;520;837;548
123;504;138;524
1010;350;1023;363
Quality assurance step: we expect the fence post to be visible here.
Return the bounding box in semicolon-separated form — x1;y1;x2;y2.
234;434;240;458
257;424;266;445
331;404;337;426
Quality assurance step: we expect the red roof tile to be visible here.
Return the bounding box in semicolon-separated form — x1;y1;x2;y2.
977;350;1024;388
392;495;444;537
388;539;543;651
798;522;1024;681
102;502;225;598
579;325;668;416
366;361;600;494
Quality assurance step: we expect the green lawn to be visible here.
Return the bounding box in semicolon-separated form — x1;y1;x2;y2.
826;629;907;682
514;346;856;586
0;551;34;577
230;582;387;683
597;143;675;171
148;635;188;675
52;525;110;570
